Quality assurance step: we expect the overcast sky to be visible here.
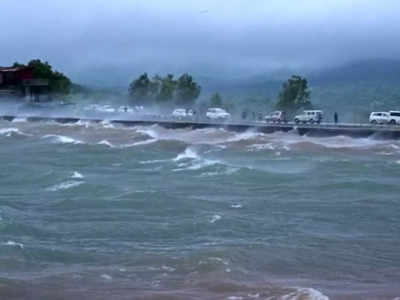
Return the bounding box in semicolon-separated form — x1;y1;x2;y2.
1;0;399;84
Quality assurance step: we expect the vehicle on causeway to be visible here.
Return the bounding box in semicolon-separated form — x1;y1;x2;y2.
294;110;323;124
264;111;287;123
206;108;231;120
369;111;400;125
172;108;194;119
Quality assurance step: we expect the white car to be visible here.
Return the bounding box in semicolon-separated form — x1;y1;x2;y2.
294;110;323;124
206;108;231;120
265;111;287;123
369;112;390;124
388;111;400;125
172;108;194;119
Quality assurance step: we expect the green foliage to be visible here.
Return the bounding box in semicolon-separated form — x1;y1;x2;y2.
210;92;222;107
158;74;177;102
128;73;201;104
128;73;152;100
276;75;312;113
175;73;201;104
13;59;71;94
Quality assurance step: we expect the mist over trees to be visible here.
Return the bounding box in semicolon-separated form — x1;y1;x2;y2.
276;75;312;114
129;73;201;105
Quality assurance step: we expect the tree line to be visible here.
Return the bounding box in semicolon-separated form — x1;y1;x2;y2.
128;73;201;105
128;72;313;114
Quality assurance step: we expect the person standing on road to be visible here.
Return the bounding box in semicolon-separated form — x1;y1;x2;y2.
334;112;338;124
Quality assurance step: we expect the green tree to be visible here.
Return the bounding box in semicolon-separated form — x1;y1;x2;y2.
210;92;222;107
175;73;201;104
276;75;312;113
129;73;152;101
13;59;72;94
157;74;176;102
128;72;201;104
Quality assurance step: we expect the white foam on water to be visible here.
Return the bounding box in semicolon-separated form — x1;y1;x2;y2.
247;143;276;152
123;138;158;148
47;181;84;192
231;204;243;209
136;127;159;139
227;297;243;300
187;159;220;170
71;171;84;179
161;265;176;272
226;131;264;143
11;117;27;123
100;274;112;280
101;120;115;129
139;159;169;164
210;214;221;223
3;240;24;249
59;120;91;128
248;293;260;298
42;134;83;145
98;140;115;148
0;128;31;137
281;288;329;300
174;148;200;161
396;160;400;165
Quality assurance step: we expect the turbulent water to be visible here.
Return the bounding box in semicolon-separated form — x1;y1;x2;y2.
1;114;400;299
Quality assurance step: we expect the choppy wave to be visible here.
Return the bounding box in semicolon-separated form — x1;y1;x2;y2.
97;140;115;147
0;127;31;137
173;147;223;171
11;117;27;123
46;181;84;191
2;240;24;249
71;171;84;179
42;134;83;144
281;288;329;300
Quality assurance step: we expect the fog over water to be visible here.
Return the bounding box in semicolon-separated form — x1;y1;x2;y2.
1;0;400;85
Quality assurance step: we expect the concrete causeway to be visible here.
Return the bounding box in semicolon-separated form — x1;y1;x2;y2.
2;114;400;139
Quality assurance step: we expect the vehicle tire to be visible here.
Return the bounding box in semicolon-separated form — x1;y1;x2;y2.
371;120;377;124
309;119;315;124
390;119;396;125
295;119;300;124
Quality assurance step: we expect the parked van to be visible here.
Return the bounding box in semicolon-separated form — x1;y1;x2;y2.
369;112;390;124
294;110;323;124
388;111;400;125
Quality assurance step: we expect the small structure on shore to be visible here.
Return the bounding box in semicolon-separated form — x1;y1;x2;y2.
0;66;49;101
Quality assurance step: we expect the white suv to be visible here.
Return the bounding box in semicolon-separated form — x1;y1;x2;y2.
206;108;231;120
369;112;390;124
172;108;194;119
294;110;323;124
388;111;400;125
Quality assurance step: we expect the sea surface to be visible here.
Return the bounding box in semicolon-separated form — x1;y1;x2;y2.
0;103;400;299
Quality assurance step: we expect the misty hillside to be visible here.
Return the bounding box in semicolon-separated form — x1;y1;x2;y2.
308;59;400;122
199;59;400;122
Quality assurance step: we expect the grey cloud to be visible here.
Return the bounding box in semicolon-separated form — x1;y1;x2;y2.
1;0;399;85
